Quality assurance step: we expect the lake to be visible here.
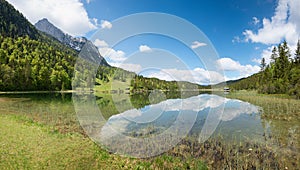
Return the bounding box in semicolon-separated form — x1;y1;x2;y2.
0;92;299;168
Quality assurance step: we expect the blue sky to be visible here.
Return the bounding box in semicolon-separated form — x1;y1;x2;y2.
85;0;272;62
7;0;300;84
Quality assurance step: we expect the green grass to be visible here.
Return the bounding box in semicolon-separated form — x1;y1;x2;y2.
224;90;300;121
0;113;207;169
0;114;95;169
95;78;131;93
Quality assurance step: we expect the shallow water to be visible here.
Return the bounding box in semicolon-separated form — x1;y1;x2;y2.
96;94;268;156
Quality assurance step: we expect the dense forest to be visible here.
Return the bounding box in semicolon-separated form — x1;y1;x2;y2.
130;75;210;92
0;35;76;90
0;0;79;91
0;0;38;39
230;40;300;98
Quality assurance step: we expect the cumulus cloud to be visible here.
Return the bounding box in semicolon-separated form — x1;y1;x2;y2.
109;63;142;73
147;68;225;85
217;58;260;77
252;17;260;25
232;36;243;43
7;0;97;36
98;47;126;62
191;41;207;49
94;39;126;63
243;0;300;45
242;0;300;67
94;39;108;47
139;45;152;52
100;20;112;29
253;46;275;64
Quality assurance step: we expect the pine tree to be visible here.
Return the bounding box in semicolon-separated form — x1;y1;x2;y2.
260;58;266;71
270;46;278;63
295;40;300;64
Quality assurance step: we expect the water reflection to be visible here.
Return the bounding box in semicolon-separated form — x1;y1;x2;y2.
103;94;260;134
93;94;262;157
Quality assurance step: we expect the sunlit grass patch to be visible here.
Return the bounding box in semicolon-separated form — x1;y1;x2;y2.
0;113;208;169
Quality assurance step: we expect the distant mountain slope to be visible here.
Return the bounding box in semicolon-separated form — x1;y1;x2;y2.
35;18;68;42
213;78;246;88
0;0;38;39
34;18;109;66
35;18;86;51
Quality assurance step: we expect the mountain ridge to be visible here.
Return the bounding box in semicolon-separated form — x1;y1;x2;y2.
34;18;110;67
35;18;86;51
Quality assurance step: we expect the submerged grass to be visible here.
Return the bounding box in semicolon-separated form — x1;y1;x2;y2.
171;136;299;169
224;90;300;121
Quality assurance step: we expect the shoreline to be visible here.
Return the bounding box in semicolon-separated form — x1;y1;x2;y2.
0;88;226;95
0;90;76;94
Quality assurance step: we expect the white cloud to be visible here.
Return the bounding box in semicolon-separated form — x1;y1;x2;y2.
241;0;300;69
100;20;112;29
256;46;274;64
243;0;300;46
217;58;260;77
98;47;126;62
217;58;241;71
191;41;207;49
92;18;99;26
7;0;97;36
94;39;108;47
139;45;152;52
110;63;142;73
86;0;91;4
93;39;126;63
252;17;260;25
232;36;241;43
147;68;225;85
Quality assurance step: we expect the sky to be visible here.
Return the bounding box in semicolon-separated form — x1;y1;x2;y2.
7;0;300;84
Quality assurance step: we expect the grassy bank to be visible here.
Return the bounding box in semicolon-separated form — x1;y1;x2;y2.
0;113;207;169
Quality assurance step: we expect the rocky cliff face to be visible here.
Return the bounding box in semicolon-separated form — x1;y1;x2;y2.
35;18;87;51
35;18;109;66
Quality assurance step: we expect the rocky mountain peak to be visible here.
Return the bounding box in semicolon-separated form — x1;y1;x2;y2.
35;18;88;52
34;18;109;66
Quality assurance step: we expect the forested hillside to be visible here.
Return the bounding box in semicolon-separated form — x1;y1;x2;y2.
0;35;76;90
230;40;300;98
0;0;38;39
0;0;79;91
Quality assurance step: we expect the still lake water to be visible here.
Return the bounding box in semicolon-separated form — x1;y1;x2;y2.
0;92;298;158
100;94;263;142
